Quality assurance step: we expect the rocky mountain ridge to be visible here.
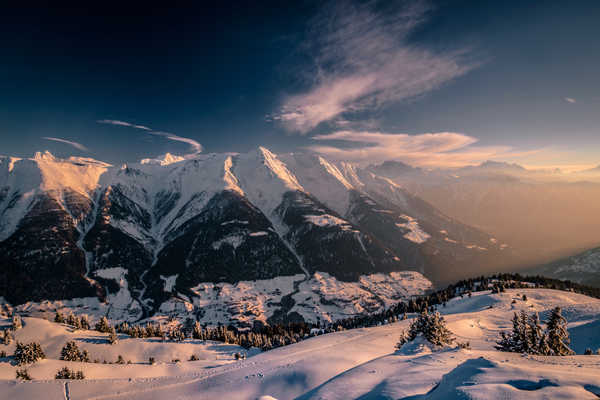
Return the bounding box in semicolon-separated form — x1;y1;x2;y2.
0;148;509;325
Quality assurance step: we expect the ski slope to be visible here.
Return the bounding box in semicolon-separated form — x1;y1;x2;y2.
1;288;599;399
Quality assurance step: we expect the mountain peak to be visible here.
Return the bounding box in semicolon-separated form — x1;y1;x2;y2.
33;150;56;162
255;146;304;191
140;152;185;166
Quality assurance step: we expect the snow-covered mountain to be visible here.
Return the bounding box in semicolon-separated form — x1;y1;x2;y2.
0;148;508;326
529;247;600;288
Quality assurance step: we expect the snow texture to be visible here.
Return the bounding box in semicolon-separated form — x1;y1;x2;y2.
395;214;431;244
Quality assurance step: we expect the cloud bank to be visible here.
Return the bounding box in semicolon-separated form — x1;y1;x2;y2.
97;119;202;156
42;137;88;152
308;130;526;168
271;1;478;133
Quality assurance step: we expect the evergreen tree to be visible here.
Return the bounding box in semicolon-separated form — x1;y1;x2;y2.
55;367;85;379
108;327;118;345
80;315;90;330
66;313;81;329
538;333;551;356
1;330;12;345
16;368;31;380
14;342;46;365
12;315;22;330
406;310;454;346
519;310;532;353
60;341;89;362
54;311;65;324
95;316;112;333
545;307;574;356
527;313;543;355
395;330;409;349
510;312;523;352
497;312;528;353
495;331;513;352
193;321;204;340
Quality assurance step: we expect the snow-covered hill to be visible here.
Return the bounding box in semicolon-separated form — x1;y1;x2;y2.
0;148;509;326
1;288;598;399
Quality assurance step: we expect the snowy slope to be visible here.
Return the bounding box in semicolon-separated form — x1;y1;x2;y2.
1;288;599;399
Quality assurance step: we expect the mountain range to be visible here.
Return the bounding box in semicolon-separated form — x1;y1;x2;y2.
0;148;510;326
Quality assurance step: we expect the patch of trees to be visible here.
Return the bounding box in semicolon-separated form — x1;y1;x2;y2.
60;341;90;362
396;310;454;349
55;366;85;380
54;311;90;330
496;307;574;356
14;341;45;365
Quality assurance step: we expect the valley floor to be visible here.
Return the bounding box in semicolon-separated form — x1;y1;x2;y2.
1;288;600;399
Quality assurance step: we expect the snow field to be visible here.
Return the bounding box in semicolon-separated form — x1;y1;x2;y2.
1;288;599;399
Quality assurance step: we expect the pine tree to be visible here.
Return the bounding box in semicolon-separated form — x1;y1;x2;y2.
80;315;90;330
170;326;185;342
16;368;31;380
538;333;551;355
60;341;82;361
495;331;513;352
54;311;65;324
510;312;522;352
12;315;22;330
14;342;46;365
497;312;526;353
55;367;85;379
519;310;532;353
95;316;111;333
108;327;118;345
60;341;88;362
545;307;574;356
395;330;409;349
67;313;82;329
406;310;454;346
1;329;12;345
527;313;543;355
193;321;204;340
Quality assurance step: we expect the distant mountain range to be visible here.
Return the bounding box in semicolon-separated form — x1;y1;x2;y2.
529;247;600;288
0;149;510;326
369;159;600;266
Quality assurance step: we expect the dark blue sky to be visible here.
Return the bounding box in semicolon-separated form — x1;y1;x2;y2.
1;1;599;170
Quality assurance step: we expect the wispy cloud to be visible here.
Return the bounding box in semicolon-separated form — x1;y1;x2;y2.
147;131;203;154
564;97;576;104
42;137;88;152
97;119;152;130
308;130;535;168
270;1;479;133
97;119;202;156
